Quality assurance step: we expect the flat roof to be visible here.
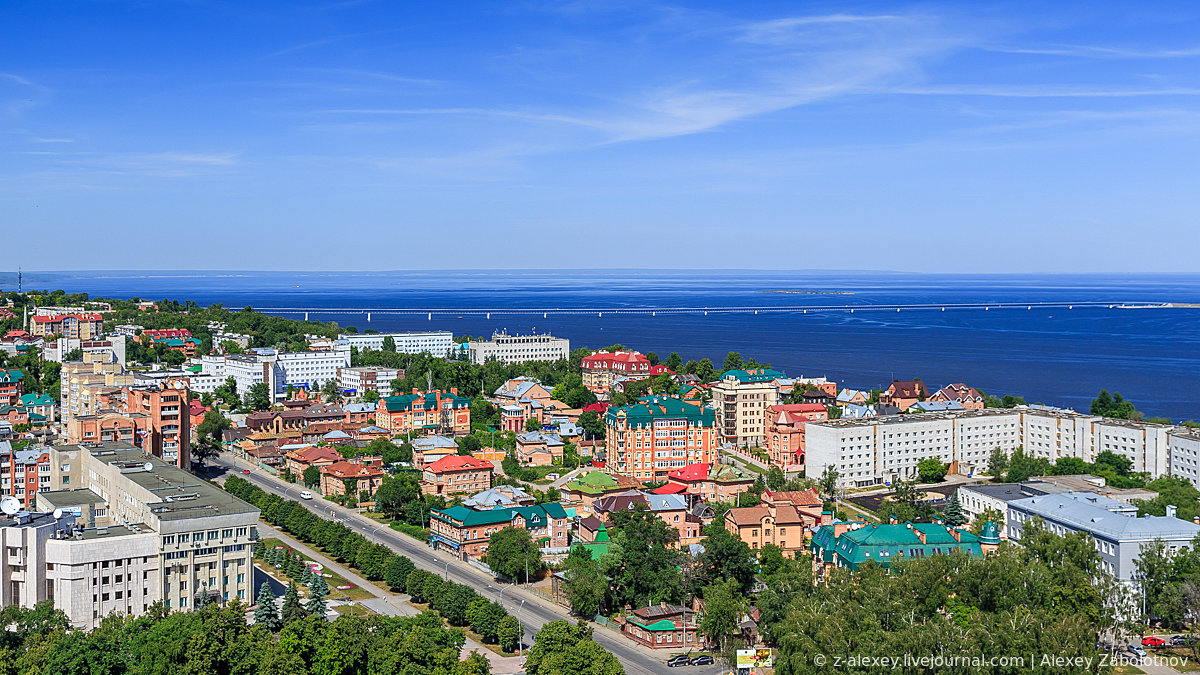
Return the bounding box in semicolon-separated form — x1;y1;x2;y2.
38;488;106;507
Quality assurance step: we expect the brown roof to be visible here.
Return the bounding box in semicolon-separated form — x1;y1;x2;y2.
321;460;383;479
578;516;603;533
725;504;805;527
888;380;929;398
287;445;343;464
764;488;821;508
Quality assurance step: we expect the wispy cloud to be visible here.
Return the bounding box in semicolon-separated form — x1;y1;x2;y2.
887;85;1200;98
983;43;1200;59
33;137;74;143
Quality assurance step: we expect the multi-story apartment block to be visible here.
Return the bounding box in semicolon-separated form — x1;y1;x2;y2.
200;345;351;401
807;407;1176;488
581;351;651;392
429;502;570;561
1169;427;1200;488
29;313;104;340
605;396;718;481
336;331;455;355
711;368;785;448
421;455;494;496
375;389;472;437
15;442;260;626
66;384;191;470
466;331;570;365
0;442;51;508
0;368;23;406
60;361;135;424
337;366;403;397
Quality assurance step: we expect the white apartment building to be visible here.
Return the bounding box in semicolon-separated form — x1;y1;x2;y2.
1168;428;1200;488
337;331;454;356
466;331;569;365
0;442;260;628
200;345;351;400
337;366;402;397
807;407;1175;488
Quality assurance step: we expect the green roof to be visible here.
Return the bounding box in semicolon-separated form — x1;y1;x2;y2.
564;470;619;495
1;369;24;383
811;522;984;570
631;619;676;631
434;505;515;527
606;395;715;429
718;368;784;383
382;391;471;412
19;393;53;406
581;541;609;559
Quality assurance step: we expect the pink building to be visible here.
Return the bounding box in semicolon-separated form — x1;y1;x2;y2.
763;403;828;470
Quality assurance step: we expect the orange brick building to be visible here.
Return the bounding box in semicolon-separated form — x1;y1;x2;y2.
375;389;471;436
604;396;718;481
763;403;828;470
421;454;494;496
29;313;103;339
319;456;384;499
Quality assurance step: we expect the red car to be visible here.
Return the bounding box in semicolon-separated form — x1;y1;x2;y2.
242;469;251;474
1142;636;1166;647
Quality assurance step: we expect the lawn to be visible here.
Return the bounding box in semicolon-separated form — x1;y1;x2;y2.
258;538;375;602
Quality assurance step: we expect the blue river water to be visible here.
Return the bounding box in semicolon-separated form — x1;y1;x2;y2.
7;270;1200;422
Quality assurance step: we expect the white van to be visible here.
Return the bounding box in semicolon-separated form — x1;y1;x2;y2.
300;490;313;500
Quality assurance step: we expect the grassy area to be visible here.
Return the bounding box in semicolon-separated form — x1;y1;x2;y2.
1158;647;1200;672
334;604;376;617
258;538;375;602
1113;664;1144;675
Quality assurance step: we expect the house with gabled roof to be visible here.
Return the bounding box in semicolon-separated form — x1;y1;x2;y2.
836;388;868;407
421;454;494;496
929;383;985;410
617;603;703;650
562;469;640;509
810;519;995;578
664;461;755;503
764;403;828;471
429;502;571;561
283;445;342;478
516;431;564;466
880;380;930;412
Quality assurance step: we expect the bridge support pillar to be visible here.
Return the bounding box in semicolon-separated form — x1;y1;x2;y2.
304;312;309;321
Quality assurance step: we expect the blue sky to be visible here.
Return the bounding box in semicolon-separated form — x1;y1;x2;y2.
4;1;1200;272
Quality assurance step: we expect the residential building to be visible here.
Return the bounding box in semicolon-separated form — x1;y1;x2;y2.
429;503;571;560
605;396;718;481
337;366;403;397
421;455;494;496
33;442;258;624
810;519;998;578
59;362;134;424
466;331;570;365
1169;427;1200;489
880;380;930;412
663;461;755;503
0;330;43;357
617;604;702;650
516;431;564;465
200;345;352;401
492;377;554;406
763;403;828;470
581;351;651;393
562;470;642;511
375;389;471;437
1007;492;1200;583
319;456;385;499
411;435;459;468
930;383;985;410
66;384;191;470
283;445;343;478
711;368;786;448
836;389;868;408
0;368;23;406
336;331;455;356
463;485;535;510
0;443;51;508
724;503;810;558
29;313;103;340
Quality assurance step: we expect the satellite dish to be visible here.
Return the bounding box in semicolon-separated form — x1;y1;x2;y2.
144;462;154;472
53;508;63;519
0;496;20;516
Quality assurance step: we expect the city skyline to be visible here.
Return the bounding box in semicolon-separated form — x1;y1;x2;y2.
4;1;1200;271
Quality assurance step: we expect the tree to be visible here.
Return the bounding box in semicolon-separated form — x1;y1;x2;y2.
1090;389;1142;420
524;620;624;675
578;410;605;440
986;447;1009;477
605;505;683;608
562;545;606;617
362;389;380;403
941;492;967;527
196;409;231;446
487;527;543;582
305;576;328;618
254;583;281;631
459;434;482;455
969;507;1005;535
497;615;522;653
321;378;343;404
525;417;542;433
302;465;321;488
1004;446;1050;483
818;465;839;499
467;598;507;643
759;544;786;577
214;376;240;407
916;458;947;483
766;466;786;491
281;581;306;624
382;335;396;352
385;555;416;592
1095;450;1134;477
438;583;479;627
665;352;682;371
693;525;756;594
700;579;745;656
722;351;744;372
374;473;421;519
246;382;273;411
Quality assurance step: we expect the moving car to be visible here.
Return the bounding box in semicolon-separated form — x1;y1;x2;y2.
300;490;313;500
1127;645;1147;657
690;655;714;666
242;469;251;474
1142;636;1166;647
667;655;691;667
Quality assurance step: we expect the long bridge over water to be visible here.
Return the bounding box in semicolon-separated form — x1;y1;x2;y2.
247;300;1175;322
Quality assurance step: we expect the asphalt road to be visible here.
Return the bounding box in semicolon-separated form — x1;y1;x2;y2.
207;454;726;675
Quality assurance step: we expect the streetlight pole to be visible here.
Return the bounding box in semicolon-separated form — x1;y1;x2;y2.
518;599;526;657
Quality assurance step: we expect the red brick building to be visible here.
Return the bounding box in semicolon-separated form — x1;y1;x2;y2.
581;351;651;393
930;383;985;410
763;403;828;470
421;454;494;496
881;380;930;412
1;445;50;508
319;456;384;499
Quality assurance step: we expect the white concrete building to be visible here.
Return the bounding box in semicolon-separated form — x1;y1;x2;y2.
1168;428;1200;488
200;345;351;400
337;331;455;356
466;331;569;365
806;407;1175;488
337;366;402;397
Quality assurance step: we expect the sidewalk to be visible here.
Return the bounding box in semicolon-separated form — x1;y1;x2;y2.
256;523;525;674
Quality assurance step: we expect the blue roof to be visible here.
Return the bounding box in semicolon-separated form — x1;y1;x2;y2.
908;400;965;413
1010;492;1200;541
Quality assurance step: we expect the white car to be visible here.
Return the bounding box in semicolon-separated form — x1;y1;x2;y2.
300;490;313;500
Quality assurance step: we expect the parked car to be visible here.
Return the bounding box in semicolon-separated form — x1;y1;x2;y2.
1142;636;1166;647
1127;645;1147;658
667;655;691;667
300;490;313;500
690;655;714;666
1171;635;1197;646
242;469;251;474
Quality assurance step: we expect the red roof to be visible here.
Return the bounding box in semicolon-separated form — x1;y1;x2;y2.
31;313;102;323
580;351;650;371
290;446;343;464
651;483;688;495
427;454;494;474
321;460;383;479
142;329;193;339
667;462;711;482
648;365;676;376
582;402;610;414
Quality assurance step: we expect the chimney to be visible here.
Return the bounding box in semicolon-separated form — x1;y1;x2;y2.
413;388;419;395
450;387;458;395
914;527;926;544
889;514;898;525
1193;516;1199;526
949;527;962;543
1166;505;1177;519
